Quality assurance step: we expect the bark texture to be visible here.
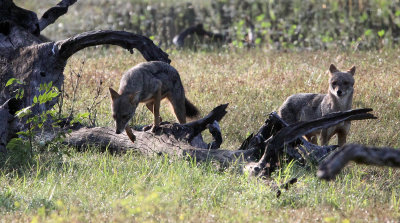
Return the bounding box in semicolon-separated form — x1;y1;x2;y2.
38;0;78;31
0;98;20;153
318;144;400;180
0;0;40;36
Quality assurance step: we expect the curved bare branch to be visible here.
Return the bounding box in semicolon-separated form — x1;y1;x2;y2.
38;0;77;31
184;103;228;140
318;144;400;180
54;30;171;63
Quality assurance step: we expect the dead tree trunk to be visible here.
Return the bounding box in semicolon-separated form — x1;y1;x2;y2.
0;98;20;153
0;0;170;152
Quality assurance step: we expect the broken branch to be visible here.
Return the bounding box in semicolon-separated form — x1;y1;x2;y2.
318;144;400;180
38;0;78;31
55;30;171;63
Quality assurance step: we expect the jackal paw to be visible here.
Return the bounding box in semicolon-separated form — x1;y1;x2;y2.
150;125;159;133
142;124;152;131
143;124;160;133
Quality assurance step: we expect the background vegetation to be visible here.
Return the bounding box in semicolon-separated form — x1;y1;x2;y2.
16;0;400;50
2;0;400;222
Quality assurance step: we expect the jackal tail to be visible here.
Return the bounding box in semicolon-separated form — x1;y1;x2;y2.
185;98;200;118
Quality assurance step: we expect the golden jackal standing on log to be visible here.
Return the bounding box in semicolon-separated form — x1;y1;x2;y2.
278;64;356;146
109;61;199;135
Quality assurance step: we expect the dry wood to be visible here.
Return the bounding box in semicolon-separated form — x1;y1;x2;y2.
65;126;257;164
173;24;227;47
65;104;376;174
0;98;20;153
38;0;77;31
0;0;40;35
55;30;171;63
318;144;400;180
65;104;258;164
249;109;377;177
0;100;12;153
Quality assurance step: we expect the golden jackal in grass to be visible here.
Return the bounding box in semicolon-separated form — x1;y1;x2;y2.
278;64;356;146
109;61;199;136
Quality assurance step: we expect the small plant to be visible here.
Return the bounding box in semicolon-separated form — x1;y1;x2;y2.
6;81;59;157
4;79;83;167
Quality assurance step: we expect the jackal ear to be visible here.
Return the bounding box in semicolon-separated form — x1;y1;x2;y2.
348;66;356;76
329;64;339;74
109;87;120;101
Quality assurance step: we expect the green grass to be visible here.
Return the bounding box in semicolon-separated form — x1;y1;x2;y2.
1;151;400;222
2;48;400;222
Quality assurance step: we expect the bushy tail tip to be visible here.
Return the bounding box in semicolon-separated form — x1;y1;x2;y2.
185;98;200;118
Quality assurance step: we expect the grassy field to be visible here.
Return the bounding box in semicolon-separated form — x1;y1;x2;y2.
1;47;400;222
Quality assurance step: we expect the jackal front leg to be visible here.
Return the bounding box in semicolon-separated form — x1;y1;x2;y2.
337;125;350;147
125;126;136;143
146;102;162;123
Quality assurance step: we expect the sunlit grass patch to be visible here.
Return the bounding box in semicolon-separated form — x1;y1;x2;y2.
1;47;400;222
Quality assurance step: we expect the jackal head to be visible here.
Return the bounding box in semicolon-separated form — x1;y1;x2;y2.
109;88;139;134
328;64;356;98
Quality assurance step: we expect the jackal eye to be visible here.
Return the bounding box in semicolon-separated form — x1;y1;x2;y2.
332;81;337;85
343;81;349;85
122;115;129;119
112;114;116;119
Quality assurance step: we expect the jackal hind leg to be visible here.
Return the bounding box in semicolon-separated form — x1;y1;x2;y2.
167;94;186;124
337;129;348;147
150;81;162;132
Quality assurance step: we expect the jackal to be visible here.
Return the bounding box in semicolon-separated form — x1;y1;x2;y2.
278;64;356;146
109;61;199;135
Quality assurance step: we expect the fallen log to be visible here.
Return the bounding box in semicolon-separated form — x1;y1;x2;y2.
248;109;377;177
65;104;258;164
318;144;400;180
65;104;376;173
